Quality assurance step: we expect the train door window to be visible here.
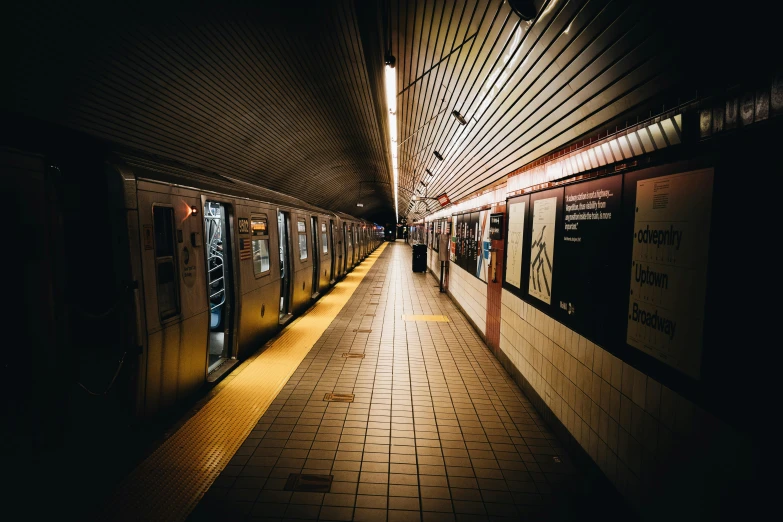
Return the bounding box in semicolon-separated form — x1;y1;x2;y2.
203;201;234;374
153;206;180;320
343;223;351;272
310;216;319;297
321;222;328;254
329;220;336;281
278;211;292;322
251;215;270;275
204;201;234;373
297;219;308;260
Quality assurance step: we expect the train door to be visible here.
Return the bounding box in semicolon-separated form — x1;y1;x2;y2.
348;225;354;266
277;210;292;323
310;216;319;297
329;220;336;282
203;200;235;374
343;223;351;274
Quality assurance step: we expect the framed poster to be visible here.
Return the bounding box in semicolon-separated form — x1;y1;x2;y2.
477;210;491;282
555;176;624;346
489;213;504;240
625;168;714;379
528;189;563;305
503;195;529;290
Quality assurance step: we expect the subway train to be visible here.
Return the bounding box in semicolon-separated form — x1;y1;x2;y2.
111;155;381;417
4;141;382;432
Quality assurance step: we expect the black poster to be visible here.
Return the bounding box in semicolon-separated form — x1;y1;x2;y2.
554;176;624;346
489;213;504;240
469;212;479;275
457;216;466;268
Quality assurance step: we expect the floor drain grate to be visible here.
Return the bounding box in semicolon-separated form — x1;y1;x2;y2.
353;329;372;333
324;393;354;402
284;473;333;492
342;353;365;359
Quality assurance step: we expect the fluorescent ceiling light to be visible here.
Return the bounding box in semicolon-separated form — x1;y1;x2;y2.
385;62;398;223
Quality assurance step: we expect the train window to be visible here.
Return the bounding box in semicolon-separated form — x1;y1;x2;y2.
153;206;180;320
251;215;270;275
320;222;328;254
297;219;308;260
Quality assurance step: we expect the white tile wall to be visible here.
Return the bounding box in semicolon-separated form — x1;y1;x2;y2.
498;289;744;513
447;261;487;335
427;244;441;274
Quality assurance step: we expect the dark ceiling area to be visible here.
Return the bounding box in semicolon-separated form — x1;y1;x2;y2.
3;0;395;222
3;1;777;223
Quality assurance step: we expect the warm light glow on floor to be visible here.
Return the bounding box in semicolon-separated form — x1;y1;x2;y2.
401;314;450;322
99;244;387;521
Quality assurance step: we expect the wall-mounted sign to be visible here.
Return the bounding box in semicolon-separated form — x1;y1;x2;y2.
626;168;714;379
529;196;558;304
556;176;623;345
489;213;504;240
238;217;250;234
504;196;528;290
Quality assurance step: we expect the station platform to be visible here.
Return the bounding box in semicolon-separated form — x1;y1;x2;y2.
101;242;629;521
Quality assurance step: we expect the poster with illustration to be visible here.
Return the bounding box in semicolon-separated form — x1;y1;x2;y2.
476;210;491;282
529;196;557;304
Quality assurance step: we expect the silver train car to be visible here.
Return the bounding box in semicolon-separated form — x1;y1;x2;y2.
4;143;380;427
112;156;381;417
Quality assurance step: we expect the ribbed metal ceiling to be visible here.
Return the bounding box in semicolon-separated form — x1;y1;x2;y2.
5;1;769;223
3;1;394;222
390;0;690;218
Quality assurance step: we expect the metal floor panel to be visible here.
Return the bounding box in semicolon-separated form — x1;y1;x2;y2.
98;244;387;522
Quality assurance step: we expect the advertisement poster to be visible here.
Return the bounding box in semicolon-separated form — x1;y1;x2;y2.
489;213;504;240
626;168;714;379
477;210;490;282
450;215;457;261
505;198;526;289
557;176;623;344
529;196;557;304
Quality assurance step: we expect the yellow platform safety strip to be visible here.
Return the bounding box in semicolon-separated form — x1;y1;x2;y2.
401;314;449;322
99;243;388;522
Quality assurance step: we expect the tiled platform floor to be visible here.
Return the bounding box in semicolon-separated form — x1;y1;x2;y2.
191;243;628;521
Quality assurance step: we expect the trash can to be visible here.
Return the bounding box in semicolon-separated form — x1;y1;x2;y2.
412;243;427;272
